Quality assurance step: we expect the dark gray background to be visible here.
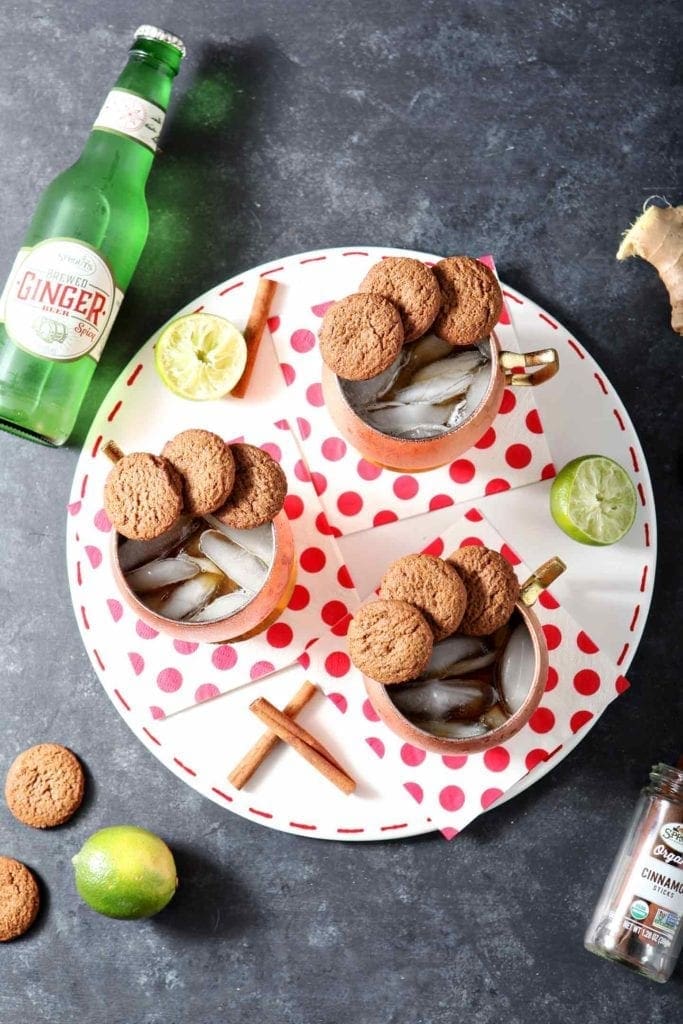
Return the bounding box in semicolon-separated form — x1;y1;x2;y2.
1;2;681;1021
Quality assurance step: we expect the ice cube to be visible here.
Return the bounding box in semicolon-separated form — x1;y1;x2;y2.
118;517;196;572
199;530;269;593
125;556;199;594
157;574;220;621
187;589;254;623
498;623;535;714
203;516;274;565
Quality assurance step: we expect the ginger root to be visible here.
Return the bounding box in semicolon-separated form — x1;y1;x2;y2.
617;204;683;335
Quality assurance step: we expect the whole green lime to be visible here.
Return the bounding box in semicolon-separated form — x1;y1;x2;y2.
72;825;178;920
550;454;637;546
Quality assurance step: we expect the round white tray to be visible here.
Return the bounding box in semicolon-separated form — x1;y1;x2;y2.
67;247;656;840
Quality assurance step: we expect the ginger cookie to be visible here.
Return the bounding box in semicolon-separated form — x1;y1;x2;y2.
163;429;235;516
433;256;503;346
0;857;40;941
5;744;85;829
448;546;520;636
348;599;433;685
380;554;467;641
359;257;441;342
215;443;287;529
105;452;184;541
319;292;404;381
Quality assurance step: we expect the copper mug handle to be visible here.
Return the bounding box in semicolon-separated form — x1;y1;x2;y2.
520;557;567;606
499;348;559;387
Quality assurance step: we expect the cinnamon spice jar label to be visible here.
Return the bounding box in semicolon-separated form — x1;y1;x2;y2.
618;826;683;951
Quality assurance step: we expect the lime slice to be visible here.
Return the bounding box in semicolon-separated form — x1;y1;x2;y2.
72;825;178;919
550;455;637;546
155;312;247;400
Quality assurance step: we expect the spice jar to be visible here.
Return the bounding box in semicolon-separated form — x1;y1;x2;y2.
584;761;683;982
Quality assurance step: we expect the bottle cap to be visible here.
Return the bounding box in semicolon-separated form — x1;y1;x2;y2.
134;25;186;58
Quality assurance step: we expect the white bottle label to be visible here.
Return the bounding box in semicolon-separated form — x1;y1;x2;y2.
2;239;123;363
93;87;165;152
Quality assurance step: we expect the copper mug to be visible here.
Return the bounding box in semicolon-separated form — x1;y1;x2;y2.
111;511;296;644
364;557;566;755
322;331;559;472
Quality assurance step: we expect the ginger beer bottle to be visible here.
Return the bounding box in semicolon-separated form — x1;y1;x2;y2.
0;25;185;445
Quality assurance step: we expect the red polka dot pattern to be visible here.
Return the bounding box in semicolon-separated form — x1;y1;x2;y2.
570;709;594;733
357;459;382;481
442;754;468;769
338;491;363;516
499;389;516;414
290;329;315;353
250;661;275;680
525;409;543;434
321;600;348;626
212;646;238;671
573;669;601;696
525;748;549;772
195;683;219;703
480;788;503;810
322;437;346;461
325;652;350;677
485;478;511;495
429;494;454;511
374;510;398;526
449;459;476;484
157;668;182;693
267;623;293;648
311;472;327;496
288;584;310;611
483;747;510;772
393;475;419;500
284;494;304;520
300;547;326;573
404;782;424;804
529;707;555;733
306;383;324;407
543;624;562;650
577;631;599;654
296;416;311;439
505;443;532;469
316;511;341;537
422;538;445;557
327;692;347;713
362;699;380;722
280;362;295;386
475;427;496;449
337;565;354;589
439;786;465;812
400;744;426;767
366;737;385;759
260;442;282;462
500;543;521;566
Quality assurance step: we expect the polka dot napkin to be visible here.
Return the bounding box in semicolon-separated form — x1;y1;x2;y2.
296;506;630;839
71;421;359;720
267;253;555;536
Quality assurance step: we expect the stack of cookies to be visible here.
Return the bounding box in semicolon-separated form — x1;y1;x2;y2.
348;547;520;685
319;255;503;381
104;429;287;541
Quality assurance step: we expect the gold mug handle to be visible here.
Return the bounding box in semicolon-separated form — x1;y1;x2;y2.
520;557;567;607
499;348;559;387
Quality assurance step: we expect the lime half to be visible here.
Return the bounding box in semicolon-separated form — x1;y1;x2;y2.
72;825;178;920
155;312;247;400
550;455;637;546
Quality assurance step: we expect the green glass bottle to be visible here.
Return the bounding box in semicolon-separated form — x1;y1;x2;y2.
0;25;185;446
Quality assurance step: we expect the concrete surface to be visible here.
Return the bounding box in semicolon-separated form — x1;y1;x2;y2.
0;2;681;1021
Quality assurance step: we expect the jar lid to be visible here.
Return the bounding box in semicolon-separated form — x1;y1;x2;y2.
134;25;186;58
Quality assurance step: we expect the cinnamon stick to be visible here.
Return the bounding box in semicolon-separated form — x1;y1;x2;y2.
249;697;356;795
103;440;124;464
228;681;318;789
231;277;278;399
